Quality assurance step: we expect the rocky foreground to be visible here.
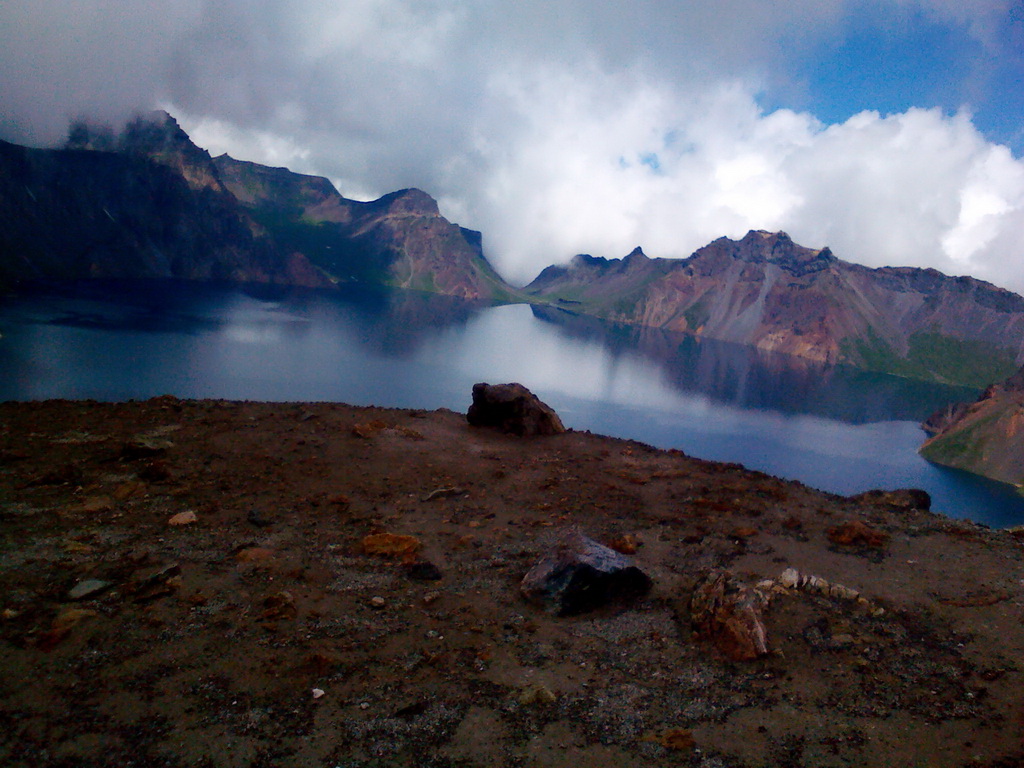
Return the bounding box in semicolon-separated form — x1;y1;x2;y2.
2;396;1024;767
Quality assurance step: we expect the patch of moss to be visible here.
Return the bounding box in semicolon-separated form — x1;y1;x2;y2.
841;328;1016;389
683;297;710;330
920;412;999;467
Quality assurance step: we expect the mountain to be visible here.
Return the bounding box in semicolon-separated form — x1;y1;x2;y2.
213;155;519;301
0;112;520;302
527;230;1024;389
919;366;1024;487
0;117;327;290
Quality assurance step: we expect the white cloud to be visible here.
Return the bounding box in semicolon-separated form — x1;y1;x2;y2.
1;1;1022;293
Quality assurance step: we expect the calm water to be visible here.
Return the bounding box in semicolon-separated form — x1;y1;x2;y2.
2;280;1022;527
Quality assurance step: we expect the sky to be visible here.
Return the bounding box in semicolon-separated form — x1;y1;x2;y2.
1;1;1023;290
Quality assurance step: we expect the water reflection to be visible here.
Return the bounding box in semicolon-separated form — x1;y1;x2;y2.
531;305;976;424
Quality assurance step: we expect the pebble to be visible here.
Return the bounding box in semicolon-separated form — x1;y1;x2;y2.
312;688;325;699
67;579;113;601
168;510;198;526
369;596;386;609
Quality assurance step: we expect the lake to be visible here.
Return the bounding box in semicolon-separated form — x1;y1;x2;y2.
2;279;1022;527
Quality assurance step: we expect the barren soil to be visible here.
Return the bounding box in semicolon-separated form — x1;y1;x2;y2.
2;397;1024;767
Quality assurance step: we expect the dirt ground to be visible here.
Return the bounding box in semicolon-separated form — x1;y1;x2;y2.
2;396;1024;767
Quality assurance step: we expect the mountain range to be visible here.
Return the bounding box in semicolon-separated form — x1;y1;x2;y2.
3;110;1024;394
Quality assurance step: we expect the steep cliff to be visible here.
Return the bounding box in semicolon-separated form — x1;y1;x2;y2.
527;231;1024;388
920;367;1024;487
213;155;520;302
0;135;326;290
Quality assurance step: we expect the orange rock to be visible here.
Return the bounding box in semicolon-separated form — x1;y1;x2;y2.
113;480;146;501
80;496;114;513
167;510;197;526
235;547;275;563
352;420;388;439
37;608;98;651
361;532;421;560
655;728;696;751
608;534;639;554
690;570;769;661
730;527;758;539
827;520;888;548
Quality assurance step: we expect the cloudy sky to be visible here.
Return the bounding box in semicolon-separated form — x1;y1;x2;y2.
1;1;1023;290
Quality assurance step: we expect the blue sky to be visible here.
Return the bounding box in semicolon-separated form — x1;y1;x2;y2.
1;1;1022;290
790;3;1024;151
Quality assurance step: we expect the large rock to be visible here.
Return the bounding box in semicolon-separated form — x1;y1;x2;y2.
520;529;651;616
849;488;931;511
467;383;566;437
689;571;770;661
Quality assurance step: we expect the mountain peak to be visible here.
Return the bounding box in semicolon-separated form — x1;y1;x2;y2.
625;246;648;261
373;188;440;216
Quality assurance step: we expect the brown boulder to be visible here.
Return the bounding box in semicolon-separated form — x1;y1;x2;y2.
467;383;565;437
849;488;931;511
689;570;769;661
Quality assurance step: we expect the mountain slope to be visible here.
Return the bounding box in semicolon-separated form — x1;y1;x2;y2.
0;112;522;302
920;367;1024;486
213;155;521;301
527;230;1024;388
0;136;325;290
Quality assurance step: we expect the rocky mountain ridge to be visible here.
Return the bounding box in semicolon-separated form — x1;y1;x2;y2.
527;230;1024;389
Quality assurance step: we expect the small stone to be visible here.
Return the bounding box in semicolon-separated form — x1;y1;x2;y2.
168;510;197;526
828;520;889;548
369;596;386;609
607;534;639;554
112;480;146;501
829;583;860;601
359;702;370;710
804;575;830;595
518;684;557;705
779;567;801;589
67;579;113;601
79;496;114;513
122;436;174;459
38;608;98;650
312;688;325;700
423;591;442;605
361;532;421;560
421;486;467;502
235;547;275;563
247;509;273;528
405;560;443;581
260;591;297;621
352;420;387;439
654;728;697;752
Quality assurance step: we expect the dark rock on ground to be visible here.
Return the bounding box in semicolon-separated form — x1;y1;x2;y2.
520;529;651;615
850;488;931;511
404;560;443;581
467;382;566;436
